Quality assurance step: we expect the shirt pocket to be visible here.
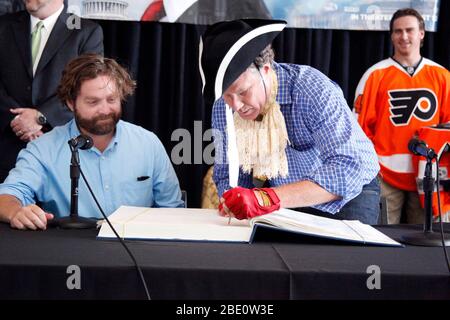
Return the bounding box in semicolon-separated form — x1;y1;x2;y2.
122;178;153;207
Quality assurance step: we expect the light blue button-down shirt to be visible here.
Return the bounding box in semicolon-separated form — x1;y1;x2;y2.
0;119;184;218
212;62;379;214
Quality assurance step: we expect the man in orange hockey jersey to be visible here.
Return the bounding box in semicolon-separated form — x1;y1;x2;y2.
354;8;450;224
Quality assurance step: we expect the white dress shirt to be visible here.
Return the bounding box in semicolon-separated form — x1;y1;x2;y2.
30;4;64;76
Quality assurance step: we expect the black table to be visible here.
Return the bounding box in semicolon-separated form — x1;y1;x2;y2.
0;223;449;300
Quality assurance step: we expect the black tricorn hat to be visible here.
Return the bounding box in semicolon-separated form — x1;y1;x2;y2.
199;19;287;106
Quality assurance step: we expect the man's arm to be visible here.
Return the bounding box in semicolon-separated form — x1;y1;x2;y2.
150;134;184;208
79;20;104;55
293;69;378;213
0;194;22;223
9;108;44;141
0;194;53;230
353;68;380;141
0;78;20;131
0;139;55;229
273;180;340;209
35;95;73;128
220;68;378;219
219;181;340;219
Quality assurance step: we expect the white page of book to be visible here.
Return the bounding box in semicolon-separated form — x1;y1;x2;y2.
343;220;401;245
98;206;252;242
251;208;401;246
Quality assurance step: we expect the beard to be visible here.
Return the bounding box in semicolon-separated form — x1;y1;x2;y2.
75;109;122;136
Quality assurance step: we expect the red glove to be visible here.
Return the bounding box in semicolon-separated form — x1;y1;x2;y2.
220;187;280;220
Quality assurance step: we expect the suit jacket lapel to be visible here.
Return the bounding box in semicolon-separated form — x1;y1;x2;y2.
35;12;72;76
12;11;33;79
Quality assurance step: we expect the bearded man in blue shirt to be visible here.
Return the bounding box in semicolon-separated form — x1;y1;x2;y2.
199;19;380;224
0;53;183;230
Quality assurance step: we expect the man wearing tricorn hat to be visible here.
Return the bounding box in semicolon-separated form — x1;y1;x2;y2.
199;19;381;224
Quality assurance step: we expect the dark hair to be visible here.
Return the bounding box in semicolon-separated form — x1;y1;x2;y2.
57;53;136;104
389;8;425;34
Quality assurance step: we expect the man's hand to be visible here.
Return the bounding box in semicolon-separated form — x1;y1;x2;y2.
219;187;280;220
10;108;43;142
21;130;44;142
9;204;54;230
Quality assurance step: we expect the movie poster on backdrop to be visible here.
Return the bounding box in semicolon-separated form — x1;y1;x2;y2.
0;1;441;31
62;0;440;31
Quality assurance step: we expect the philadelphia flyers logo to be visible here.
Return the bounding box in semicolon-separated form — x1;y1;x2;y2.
389;89;437;126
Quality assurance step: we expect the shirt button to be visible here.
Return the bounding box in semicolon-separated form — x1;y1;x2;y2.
105;185;109;190
101;156;105;160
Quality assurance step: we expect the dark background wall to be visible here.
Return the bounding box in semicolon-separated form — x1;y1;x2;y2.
96;2;449;208
2;1;448;207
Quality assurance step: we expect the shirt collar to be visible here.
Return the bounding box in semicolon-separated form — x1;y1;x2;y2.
68;119;122;154
273;62;292;105
30;4;64;33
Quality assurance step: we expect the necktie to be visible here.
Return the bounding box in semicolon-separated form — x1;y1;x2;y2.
31;21;44;67
141;0;165;21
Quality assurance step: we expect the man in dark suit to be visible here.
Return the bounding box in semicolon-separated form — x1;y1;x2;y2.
0;0;103;182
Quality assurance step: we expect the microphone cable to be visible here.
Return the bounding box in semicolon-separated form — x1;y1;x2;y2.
434;158;450;273
79;167;151;300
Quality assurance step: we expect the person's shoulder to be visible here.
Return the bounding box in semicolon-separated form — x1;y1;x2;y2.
275;62;313;83
280;62;330;79
61;11;101;30
211;98;227;123
422;57;446;68
421;58;449;75
355;58;396;91
367;57;394;68
36;123;70;144
275;62;311;75
79;16;102;29
26;123;71;155
277;62;332;87
0;10;27;24
119;121;160;142
119;121;167;157
361;58;395;77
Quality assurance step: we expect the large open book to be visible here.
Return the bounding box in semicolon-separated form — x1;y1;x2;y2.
97;206;401;246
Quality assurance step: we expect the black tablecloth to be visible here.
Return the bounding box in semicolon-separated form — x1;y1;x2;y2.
0;223;449;299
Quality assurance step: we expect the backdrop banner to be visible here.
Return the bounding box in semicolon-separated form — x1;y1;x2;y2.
0;1;440;31
58;0;440;31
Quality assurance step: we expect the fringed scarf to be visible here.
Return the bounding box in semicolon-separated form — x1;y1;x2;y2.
232;68;289;180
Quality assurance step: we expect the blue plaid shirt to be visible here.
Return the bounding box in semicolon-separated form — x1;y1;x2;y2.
212;62;379;213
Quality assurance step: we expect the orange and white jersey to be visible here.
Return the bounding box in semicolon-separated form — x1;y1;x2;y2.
354;57;450;191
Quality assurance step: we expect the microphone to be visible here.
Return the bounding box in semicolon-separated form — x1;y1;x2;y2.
402;137;450;247
68;135;93;150
408;138;436;159
50;134;97;230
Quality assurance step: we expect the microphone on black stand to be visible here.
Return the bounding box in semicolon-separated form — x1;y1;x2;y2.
401;138;450;246
408;138;437;159
50;134;98;229
69;135;94;150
